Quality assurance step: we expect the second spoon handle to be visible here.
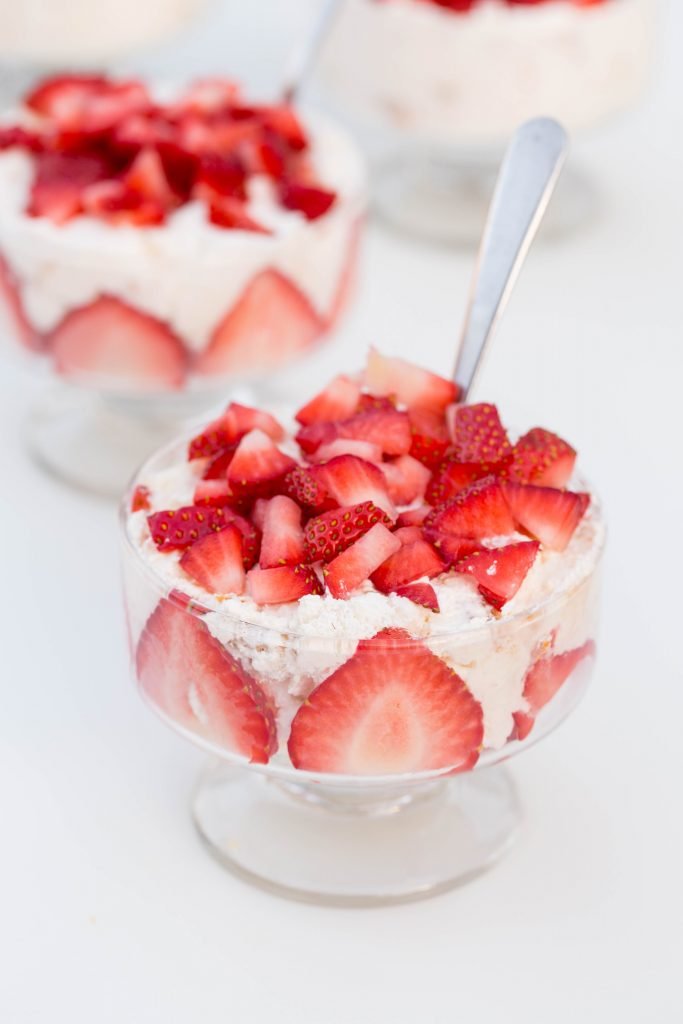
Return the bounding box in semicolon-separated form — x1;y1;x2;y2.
454;118;569;401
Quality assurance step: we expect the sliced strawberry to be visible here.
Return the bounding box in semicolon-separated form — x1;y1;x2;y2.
338;409;412;456
193;478;234;507
0;125;45;153
81;180;165;226
295;373;361;425
123;146;178;210
0;255;40;351
312;455;396;519
259;105;309;151
396;505;431;528
425;460;491;506
324;523;401;599
201;446;238;479
364;348;458;413
207;195;270;233
136;597;276;762
394;583;440;612
178;77;241;114
188;402;284;460
408;407;451;468
356;393;397;413
247;564;323;604
259;495;306;568
450;403;512;465
512;640;596;741
506;428;577;488
381;454;431;505
393;525;424;545
370;538;444;593
502;482;589;551
194;153;247;200
148;504;259;566
288;628;483;774
304;501;391;563
131;484;151;512
179;523;245;594
48;296;187;391
196;270;323;377
28;151;110;224
27;75;149;133
424;477;516;540
226;429;296;497
455;540;540;610
295;420;335;454
313;439;382;464
251;497;270;531
423;532;480;568
282;466;336;515
279;181;336;220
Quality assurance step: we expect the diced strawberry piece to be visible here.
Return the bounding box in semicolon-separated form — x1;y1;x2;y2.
26;75;150;133
247;564;323;604
313;455;396;519
450;403;512;464
288;628;483;774
502;482;590;551
259;495;306;568
196;270;323;377
0;254;41;351
324;523;401;599
131;484;151;512
370;537;444;593
179;77;241;114
193;478;235;507
455;540;540;610
179;524;246;594
313;439;383;464
304;501;392;563
394;583;440;612
337;409;412;456
512;640;596;741
365;347;458;413
25;74;108;119
207;195;270;233
148;504;259;566
259;105;309;151
27;151;111;224
251;498;270;531
396;505;431;528
295;374;361;425
0;125;45;153
295;420;336;454
226;429;296;497
356;393;396;413
136;597;276;762
81;180;165;226
48;296;187;391
424;476;516;540
392;526;424;545
408;407;451;468
201;446;238;479
279;182;336;220
123;146;179;210
282;466;336;516
188;402;284;460
425;460;490;506
422;531;480;568
506;428;577;488
194;153;247;200
381;454;431;505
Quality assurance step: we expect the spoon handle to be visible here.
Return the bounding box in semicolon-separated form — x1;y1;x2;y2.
454;118;568;401
282;0;344;105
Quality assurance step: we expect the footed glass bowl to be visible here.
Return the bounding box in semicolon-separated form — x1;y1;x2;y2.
121;443;604;906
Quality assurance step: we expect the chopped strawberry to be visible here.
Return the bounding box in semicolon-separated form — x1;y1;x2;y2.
188;402;284;460
0;125;45;153
324;523;401;599
193;478;234;507
455;540;540;610
194;153;247;200
512;639;596;741
179;523;246;594
282;466;336;516
423;531;479;568
381;454;431;505
356;393;397;413
0;255;41;351
136;597;276;762
425;460;490;506
27;151;110;224
131;484;151;512
312;455;396;519
295;373;361;425
304;501;391;563
364;348;458;413
502;482;589;551
259;105;309;151
506;428;577;488
396;505;431;528
313;439;383;464
81;180;165;226
196;270;323;377
259;495;306;568
207;195;270;233
370;537;444;593
123;146;178;210
450;403;513;465
408;407;451;468
48;296;187;391
247;564;323;604
394;583;440;612
392;526;424;544
279;181;336;220
299;409;412;457
226;429;296;497
251;497;270;531
178;77;240;114
148;504;259;566
424;476;516;540
200;446;238;479
295;420;336;454
26;75;150;133
288;628;483;774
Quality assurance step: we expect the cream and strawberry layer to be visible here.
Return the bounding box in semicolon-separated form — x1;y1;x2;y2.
319;0;654;147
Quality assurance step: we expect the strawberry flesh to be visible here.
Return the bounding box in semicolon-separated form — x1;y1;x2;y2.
455;540;540;609
512;639;596;741
394;583;440;612
226;428;296;497
364;348;458;413
247;564;323;604
450;403;512;465
282;466;336;515
502;482;589;551
295;374;361;425
370;537;444;593
304;501;392;563
179;523;246;594
324;523;401;599
259;495;306;568
424;476;516;539
312;455;396;520
506;428;577;488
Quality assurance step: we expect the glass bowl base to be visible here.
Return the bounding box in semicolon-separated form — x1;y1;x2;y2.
192;759;522;906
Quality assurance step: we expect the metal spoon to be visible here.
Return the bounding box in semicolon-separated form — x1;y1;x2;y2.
281;0;344;105
454;118;569;401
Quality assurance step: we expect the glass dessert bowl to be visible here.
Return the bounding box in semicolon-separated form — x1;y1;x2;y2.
121;350;604;905
0;74;365;494
317;0;655;243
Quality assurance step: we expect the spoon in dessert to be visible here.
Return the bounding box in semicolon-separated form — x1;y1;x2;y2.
281;0;344;105
454;117;568;401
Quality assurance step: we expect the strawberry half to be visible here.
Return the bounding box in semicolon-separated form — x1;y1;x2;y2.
364;348;458;414
226;429;296;497
394;583;440;612
282;466;336;516
512;639;596;741
136;597;276;762
179;523;246;594
502;482;590;551
188;401;284;460
450;403;512;465
287;628;483;774
506;428;577;488
259;495;306;568
425;476;516;539
295;373;361;425
455;540;540;610
370;537;445;593
247;564;323;604
304;501;391;563
380;454;431;505
312;455;396;519
324;523;401;599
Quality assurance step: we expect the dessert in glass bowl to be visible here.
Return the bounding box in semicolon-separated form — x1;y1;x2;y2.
121;349;604;904
0;74;365;493
317;0;655;242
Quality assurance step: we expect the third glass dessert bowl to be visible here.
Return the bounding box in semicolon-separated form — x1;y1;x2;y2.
121;350;604;905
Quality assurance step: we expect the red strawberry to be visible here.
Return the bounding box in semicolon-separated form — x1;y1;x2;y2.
313;455;396;519
131;484;151;512
148;505;259;566
455;540;540;610
81;179;165;226
136;597;276;762
423;532;480;568
394;583;440;612
425;460;490;506
396;505;431;528
179;523;246;594
324;523;401;599
26;75;149;133
123;146;178;210
251;497;270;531
313;438;382;464
201;446;238;479
295;373;361;425
282;466;336;515
226;429;296;497
188;402;284;460
193;478;234;507
304;501;391;563
287;628;483;774
425;477;516;539
0;125;45;153
295;420;335;454
506;428;577;488
194;153;247;200
279;182;336;220
450;403;512;464
259;495;306;568
502;482;589;551
380;454;431;505
365;348;458;413
393;525;424;545
408;407;451;468
0;255;41;351
196;270;323;377
512;640;596;741
207;195;269;233
259;105;309;151
28;151;110;224
370;537;444;593
356;393;396;413
300;409;412;457
247;564;323;604
48;296;187;391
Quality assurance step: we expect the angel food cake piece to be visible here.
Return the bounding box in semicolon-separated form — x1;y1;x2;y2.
124;351;603;775
0;74;364;391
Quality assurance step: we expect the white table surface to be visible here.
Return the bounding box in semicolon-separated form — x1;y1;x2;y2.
2;2;682;1021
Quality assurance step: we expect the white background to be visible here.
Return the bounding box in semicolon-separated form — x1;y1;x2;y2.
2;1;682;1021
